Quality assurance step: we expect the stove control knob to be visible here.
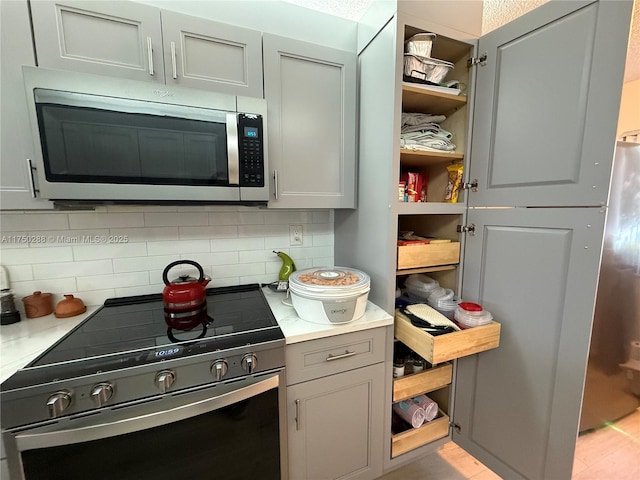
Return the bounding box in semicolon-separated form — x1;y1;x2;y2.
155;370;175;393
210;360;228;381
91;383;114;407
241;354;258;374
47;390;72;418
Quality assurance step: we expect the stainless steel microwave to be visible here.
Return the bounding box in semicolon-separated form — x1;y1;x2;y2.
22;67;269;205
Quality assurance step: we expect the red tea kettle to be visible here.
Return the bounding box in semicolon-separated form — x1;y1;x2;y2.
162;260;211;312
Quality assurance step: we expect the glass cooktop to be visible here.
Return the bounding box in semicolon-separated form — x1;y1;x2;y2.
1;284;283;389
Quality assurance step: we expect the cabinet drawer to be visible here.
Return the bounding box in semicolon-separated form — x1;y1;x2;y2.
395;310;500;364
393;363;452;402
285;327;388;385
391;410;449;458
397;242;460;270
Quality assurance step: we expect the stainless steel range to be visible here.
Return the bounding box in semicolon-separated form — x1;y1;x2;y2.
1;284;287;480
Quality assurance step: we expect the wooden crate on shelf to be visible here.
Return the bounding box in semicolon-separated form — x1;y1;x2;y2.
397;241;460;270
395;310;501;364
391;409;450;458
393;363;452;402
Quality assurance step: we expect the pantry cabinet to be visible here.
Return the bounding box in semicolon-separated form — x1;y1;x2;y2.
285;327;388;480
0;0;53;210
263;34;357;209
336;0;632;478
29;1;263;97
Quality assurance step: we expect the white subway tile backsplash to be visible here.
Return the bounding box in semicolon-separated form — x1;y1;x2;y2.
34;260;113;280
3;265;33;282
2;247;73;265
263;210;313;225
210;237;264;252
12;278;77;300
77;272;149;291
72;243;147;261
147;240;211;256
109;227;179;242
0;207;333;306
209;211;265;225
68;212;144;229
0;213;69;232
144;212;209;227
113;255;177;273
179;225;238;239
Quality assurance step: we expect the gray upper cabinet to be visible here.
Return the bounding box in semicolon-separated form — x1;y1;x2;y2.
468;0;631;208
264;34;357;209
30;0;164;83
160;11;263;97
29;1;264;97
1;0;52;210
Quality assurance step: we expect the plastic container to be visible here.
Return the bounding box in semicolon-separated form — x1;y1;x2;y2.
404;33;436;57
426;287;454;306
404;274;439;302
454;302;493;328
403;54;454;84
288;267;370;324
431;298;461;320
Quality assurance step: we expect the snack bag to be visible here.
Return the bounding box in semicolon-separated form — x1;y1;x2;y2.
444;164;463;203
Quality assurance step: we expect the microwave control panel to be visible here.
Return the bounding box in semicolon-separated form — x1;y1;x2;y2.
238;114;264;187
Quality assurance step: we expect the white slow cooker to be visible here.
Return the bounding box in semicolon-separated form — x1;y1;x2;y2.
288;267;371;324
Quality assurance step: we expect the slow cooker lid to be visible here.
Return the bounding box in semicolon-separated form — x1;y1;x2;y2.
289;267;370;295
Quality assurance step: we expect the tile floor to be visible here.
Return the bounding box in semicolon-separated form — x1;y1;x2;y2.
379;407;640;480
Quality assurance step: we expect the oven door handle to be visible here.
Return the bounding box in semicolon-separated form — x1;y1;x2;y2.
15;374;279;451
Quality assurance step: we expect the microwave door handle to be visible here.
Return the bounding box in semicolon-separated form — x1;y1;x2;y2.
227;113;239;185
170;41;178;79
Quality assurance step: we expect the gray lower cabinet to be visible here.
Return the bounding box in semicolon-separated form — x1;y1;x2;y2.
0;0;52;210
285;327;388;480
264;34;357;209
29;1;263;97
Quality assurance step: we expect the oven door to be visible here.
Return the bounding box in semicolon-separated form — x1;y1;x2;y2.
3;371;287;480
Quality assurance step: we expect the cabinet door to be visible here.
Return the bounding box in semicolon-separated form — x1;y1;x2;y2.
30;0;164;82
1;0;52;209
288;363;385;480
468;0;632;208
454;207;606;480
264;34;357;209
160;11;263;97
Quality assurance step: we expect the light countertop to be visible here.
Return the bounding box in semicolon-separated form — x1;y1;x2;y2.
0;307;100;383
0;288;393;383
261;287;394;344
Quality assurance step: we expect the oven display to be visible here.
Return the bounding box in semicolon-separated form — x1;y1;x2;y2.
149;347;182;360
244;126;259;138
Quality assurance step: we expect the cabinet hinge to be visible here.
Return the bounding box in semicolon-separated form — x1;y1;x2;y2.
467;53;487;67
461;179;478;192
456;224;476;236
449;421;462;433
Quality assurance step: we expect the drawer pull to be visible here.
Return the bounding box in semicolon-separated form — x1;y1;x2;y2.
326;350;357;362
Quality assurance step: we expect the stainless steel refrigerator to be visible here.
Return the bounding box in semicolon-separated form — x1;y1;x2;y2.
580;139;640;432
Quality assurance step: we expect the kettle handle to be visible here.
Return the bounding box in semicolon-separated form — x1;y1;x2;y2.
162;260;205;286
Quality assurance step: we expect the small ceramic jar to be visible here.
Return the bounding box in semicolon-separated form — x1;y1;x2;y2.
22;291;54;318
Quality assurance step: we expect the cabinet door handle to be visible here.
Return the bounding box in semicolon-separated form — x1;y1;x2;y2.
326;350;357;362
146;37;155;76
26;159;37;198
170;41;177;79
273;170;278;200
295;399;301;430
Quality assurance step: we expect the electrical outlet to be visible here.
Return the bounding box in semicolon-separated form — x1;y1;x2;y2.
289;225;303;246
